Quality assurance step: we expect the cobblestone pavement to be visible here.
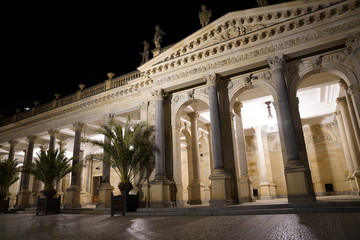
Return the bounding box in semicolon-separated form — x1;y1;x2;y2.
1;213;359;240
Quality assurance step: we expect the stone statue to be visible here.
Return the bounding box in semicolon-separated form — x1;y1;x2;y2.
153;25;165;49
139;40;150;65
199;5;212;27
256;0;268;7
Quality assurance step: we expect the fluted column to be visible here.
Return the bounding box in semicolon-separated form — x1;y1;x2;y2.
187;112;204;205
150;89;171;207
268;54;315;202
64;122;84;209
205;73;233;206
8;140;18;161
334;112;358;194
17;135;37;209
233;102;255;202
48;129;59;152
97;114;114;208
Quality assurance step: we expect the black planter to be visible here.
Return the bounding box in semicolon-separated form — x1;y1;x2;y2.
110;193;139;216
0;198;10;213
36;196;61;215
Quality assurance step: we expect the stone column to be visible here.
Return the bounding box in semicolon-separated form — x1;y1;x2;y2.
17;135;37;209
48;129;59;151
339;82;360;153
64;122;84;209
337;97;360;194
334;112;358;194
187;112;204;205
268;54;315;202
205;73;233;206
150;89;171;207
97;114;114;208
8;140;18;161
346;33;360;123
233;102;255;202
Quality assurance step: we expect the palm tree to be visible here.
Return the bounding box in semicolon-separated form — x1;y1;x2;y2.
0;158;21;199
22;149;78;197
86;118;156;195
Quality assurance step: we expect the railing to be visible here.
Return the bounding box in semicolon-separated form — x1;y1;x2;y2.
0;70;143;126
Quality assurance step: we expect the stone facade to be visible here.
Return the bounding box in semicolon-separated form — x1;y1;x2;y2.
0;0;359;209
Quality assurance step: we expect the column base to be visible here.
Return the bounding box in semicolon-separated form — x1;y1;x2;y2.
209;169;234;206
97;182;114;208
285;165;316;203
352;171;360;196
150;177;173;208
64;185;81;209
188;182;205;205
16;188;31;209
238;175;256;203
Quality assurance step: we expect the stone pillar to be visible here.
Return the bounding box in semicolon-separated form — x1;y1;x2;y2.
48;129;59;152
346;33;360;123
56;141;66;201
150;89;171;207
17;135;37;209
97;114;114;208
268;54;315;202
64;122;84;209
187;112;204;205
205;73;233;206
334;112;358;194
233;102;255;203
337;97;360;194
339;82;360;153
8;140;18;161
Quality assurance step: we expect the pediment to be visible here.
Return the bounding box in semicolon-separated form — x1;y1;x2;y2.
138;0;356;76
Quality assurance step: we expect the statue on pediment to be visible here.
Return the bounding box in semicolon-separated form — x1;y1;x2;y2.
139;40;150;65
256;0;268;7
153;25;165;49
199;5;212;28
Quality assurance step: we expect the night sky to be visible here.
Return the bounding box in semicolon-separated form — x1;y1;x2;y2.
1;0;291;118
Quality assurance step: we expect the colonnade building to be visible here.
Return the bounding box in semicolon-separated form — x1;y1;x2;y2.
1;0;359;210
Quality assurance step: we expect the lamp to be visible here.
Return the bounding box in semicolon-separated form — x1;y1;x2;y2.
265;101;273;119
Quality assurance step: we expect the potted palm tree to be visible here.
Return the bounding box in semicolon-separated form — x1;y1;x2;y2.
22;148;80;214
86;117;156;215
0;157;21;213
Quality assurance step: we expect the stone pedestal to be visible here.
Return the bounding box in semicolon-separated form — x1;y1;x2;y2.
188;182;205;205
150;178;172;207
97;182;114;208
238;175;255;203
64;185;81;208
209;169;234;206
285;166;315;203
16;189;31;209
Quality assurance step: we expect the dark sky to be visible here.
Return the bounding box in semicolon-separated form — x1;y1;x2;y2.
1;0;291;118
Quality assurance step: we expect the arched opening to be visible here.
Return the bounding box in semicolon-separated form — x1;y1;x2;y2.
296;72;357;196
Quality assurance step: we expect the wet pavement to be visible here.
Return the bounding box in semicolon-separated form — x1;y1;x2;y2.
1;213;360;240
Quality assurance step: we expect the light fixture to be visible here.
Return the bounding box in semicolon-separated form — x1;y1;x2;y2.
265;101;273;119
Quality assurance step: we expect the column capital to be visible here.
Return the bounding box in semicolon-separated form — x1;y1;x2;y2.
9;140;19;146
73;121;84;131
27;135;37;143
204;73;219;87
138;101;149;111
151;89;167;101
336;96;347;106
48;129;59;136
103;113;114;124
233;102;243;115
268;54;285;71
187;111;199;120
346;33;360;54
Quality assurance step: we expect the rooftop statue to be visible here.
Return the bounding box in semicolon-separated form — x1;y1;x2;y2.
153;25;165;49
199;5;212;28
139;40;150;65
256;0;268;7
